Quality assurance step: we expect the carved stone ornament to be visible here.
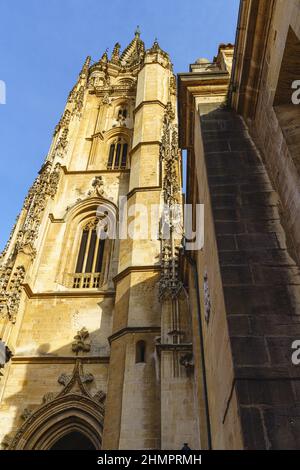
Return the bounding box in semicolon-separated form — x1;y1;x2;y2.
159;102;183;300
110;42;121;64
72;327;91;354
53;128;68;159
17;162;61;258
102;93;112;105
51;58;91;158
0;216;19;261
1;433;14;450
53;109;71;136
2;360;106;450
87;176;105;197
42;392;55;404
170;75;176;95
58;371;94;386
180;353;194;370
67;56;90;117
21;408;33;421
0;265;25;323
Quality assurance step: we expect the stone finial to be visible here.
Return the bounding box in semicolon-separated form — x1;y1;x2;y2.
111;43;121;63
72;327;91;354
80;56;91;78
100;50;108;63
135;25;141;37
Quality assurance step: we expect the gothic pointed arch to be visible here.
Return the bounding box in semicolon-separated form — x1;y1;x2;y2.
103;126;132;142
5;361;105;450
56;194;118;290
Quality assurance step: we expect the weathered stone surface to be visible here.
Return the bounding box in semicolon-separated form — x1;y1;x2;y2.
0;34;193;451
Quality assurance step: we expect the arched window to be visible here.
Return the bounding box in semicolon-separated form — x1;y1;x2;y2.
135;340;146;363
73;219;105;288
107;137;128;170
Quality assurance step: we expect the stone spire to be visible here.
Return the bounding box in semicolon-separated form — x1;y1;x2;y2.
110;42;121;64
100;49;109;63
120;27;145;67
148;38;170;59
79;55;91;78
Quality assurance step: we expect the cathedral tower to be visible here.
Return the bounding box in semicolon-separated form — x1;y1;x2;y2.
0;31;198;450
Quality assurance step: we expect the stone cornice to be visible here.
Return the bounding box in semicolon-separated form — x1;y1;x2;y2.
129;140;160;156
113;265;160;284
156;343;192;351
23;283;115;299
108;326;161;344
60;165;130;175
230;0;275;118
133;99;166;116
11;356;110;364
126;185;161;200
178;72;230;149
49;214;64;223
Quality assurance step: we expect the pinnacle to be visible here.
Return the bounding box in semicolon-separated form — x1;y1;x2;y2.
135;25;141;37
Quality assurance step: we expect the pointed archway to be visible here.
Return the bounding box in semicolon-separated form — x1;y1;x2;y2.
50;431;96;450
6;360;105;450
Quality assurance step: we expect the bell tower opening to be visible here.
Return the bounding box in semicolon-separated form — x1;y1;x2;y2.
50;431;96;450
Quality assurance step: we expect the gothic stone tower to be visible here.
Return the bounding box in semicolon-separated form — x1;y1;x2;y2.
0;30;198;450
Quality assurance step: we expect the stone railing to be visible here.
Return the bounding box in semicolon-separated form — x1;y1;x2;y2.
64;272;104;289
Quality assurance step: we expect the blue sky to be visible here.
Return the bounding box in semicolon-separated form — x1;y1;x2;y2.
0;0;239;250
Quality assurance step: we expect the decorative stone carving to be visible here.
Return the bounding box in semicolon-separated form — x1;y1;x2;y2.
53;128;68;159
114;113;127;128
21;408;33;421
48;163;61;197
147;39;172;69
0;265;26;323
0;262;13;293
72;327;91;354
58;371;94;386
148;38;169;61
42;392;55;404
87;176;104;197
72;85;85;116
54;109;71;136
0;216;19;261
93;390;106;404
102;93;112;105
170;75;176;95
83;218;100;231
57;372;70;386
159;102;183;300
1;433;14;450
119;27;145;68
180;353;194;370
111;42;121;64
16;163;61;258
6;361;105;450
68;56;90;117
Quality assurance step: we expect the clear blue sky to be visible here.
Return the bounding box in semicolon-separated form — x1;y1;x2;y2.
0;0;239;250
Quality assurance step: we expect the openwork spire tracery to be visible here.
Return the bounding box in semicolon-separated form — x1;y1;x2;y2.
159;102;183;300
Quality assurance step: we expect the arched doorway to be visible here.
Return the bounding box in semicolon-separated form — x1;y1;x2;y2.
8;395;104;450
7;360;105;450
50;431;96;450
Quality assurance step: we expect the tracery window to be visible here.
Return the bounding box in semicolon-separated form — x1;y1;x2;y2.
73;219;106;289
107;137;128;170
